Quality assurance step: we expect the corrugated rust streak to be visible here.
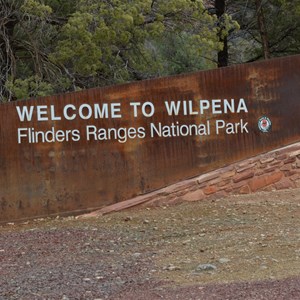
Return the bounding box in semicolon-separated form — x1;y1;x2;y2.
1;55;300;222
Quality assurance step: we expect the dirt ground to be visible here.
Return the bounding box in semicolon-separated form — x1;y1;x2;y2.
1;188;300;299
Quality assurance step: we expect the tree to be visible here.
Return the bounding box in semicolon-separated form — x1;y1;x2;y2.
1;0;238;101
215;0;228;67
50;0;225;88
0;0;76;101
255;0;270;59
0;0;79;101
0;0;20;101
226;0;300;63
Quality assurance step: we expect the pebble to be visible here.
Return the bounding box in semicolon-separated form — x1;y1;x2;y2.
195;264;217;272
163;264;181;271
182;240;191;245
219;258;231;264
132;252;142;258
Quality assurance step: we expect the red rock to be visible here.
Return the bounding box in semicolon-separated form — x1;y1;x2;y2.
161;180;196;195
262;185;276;192
209;177;223;185
286;170;298;177
260;157;275;164
289;149;300;157
249;171;283;192
203;185;218;195
237;161;250;168
182;190;206;202
255;170;264;176
280;165;292;172
283;157;296;164
290;174;300;181
208;191;227;200
265;171;284;185
274;178;295;190
276;144;300;155
236;163;256;173
167;197;184;205
276;154;288;161
233;171;255;183
79;193;155;217
232;181;248;189
218;179;231;187
197;172;219;185
269;160;282;167
221;170;236;179
260;163;267;169
239;185;251;194
263;167;277;173
225;187;233;193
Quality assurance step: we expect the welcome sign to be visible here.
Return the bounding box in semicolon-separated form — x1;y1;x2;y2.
15;98;248;144
1;55;300;222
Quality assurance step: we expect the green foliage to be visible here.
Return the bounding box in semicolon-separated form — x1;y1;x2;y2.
21;0;52;18
44;0;77;16
50;0;227;87
50;12;103;76
5;76;54;99
151;32;217;75
228;0;300;63
1;0;299;101
0;0;237;101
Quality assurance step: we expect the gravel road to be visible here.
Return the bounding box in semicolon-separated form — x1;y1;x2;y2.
1;188;300;299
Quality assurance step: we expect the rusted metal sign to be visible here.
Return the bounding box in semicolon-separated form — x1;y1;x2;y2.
1;55;300;222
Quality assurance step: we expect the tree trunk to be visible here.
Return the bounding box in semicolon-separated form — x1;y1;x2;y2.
215;0;228;67
255;0;270;59
0;3;18;101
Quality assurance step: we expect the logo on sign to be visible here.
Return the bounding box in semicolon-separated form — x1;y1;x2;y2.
258;116;272;133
